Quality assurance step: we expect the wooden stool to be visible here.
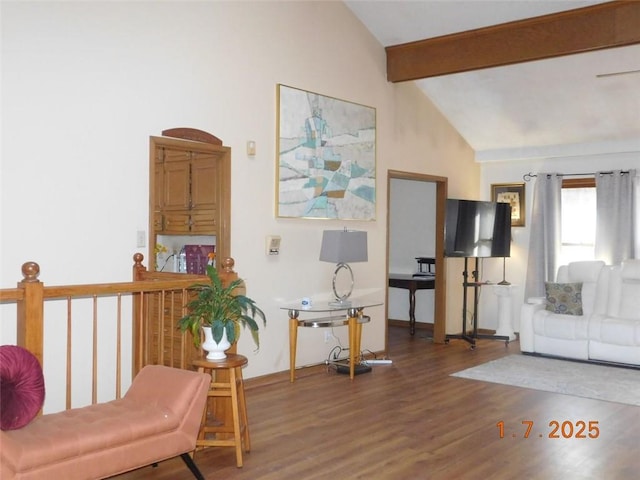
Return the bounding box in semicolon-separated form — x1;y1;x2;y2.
193;354;250;468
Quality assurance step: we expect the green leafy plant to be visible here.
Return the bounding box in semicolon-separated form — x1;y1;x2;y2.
178;265;266;349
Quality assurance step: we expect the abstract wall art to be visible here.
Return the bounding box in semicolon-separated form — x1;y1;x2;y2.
276;84;376;220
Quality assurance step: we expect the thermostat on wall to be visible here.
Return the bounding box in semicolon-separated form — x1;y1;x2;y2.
266;235;281;255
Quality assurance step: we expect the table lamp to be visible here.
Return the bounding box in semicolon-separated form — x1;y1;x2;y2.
319;229;368;306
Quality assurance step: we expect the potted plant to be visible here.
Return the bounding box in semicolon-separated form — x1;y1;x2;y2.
179;264;266;360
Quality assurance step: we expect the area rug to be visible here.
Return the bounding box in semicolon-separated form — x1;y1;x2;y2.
451;354;640;407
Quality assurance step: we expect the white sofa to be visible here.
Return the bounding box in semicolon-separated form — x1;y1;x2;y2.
520;259;640;367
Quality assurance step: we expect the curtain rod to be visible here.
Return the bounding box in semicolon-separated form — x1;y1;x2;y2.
523;170;630;182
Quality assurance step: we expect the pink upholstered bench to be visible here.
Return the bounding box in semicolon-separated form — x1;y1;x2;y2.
1;364;210;480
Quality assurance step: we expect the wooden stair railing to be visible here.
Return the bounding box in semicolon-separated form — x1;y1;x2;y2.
0;254;238;411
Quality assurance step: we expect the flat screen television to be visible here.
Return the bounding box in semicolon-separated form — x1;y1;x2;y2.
444;199;511;258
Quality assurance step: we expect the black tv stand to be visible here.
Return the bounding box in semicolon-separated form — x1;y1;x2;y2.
445;257;511;349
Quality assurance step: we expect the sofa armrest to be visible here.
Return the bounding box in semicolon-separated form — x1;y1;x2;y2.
519;299;545;352
526;296;546;305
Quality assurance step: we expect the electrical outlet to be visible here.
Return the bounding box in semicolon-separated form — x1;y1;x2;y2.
324;331;331;343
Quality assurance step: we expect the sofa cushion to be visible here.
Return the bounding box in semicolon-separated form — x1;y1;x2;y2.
545;282;583;315
605;262;640;320
0;345;46;431
589;315;640;346
2;396;180;472
566;261;605;283
620;259;640;281
533;309;590;340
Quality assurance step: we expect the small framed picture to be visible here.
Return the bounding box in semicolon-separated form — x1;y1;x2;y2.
491;183;525;227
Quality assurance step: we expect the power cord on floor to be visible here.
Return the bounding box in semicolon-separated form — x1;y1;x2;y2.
326;345;350;364
326;347;390;365
360;349;376;361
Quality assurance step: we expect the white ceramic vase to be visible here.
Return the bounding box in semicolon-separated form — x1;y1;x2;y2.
201;325;231;360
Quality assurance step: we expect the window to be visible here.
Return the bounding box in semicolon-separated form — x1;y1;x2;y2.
560;178;596;265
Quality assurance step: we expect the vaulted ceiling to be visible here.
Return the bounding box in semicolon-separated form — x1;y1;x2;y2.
345;1;640;162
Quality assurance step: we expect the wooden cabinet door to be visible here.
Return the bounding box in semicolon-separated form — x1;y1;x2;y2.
191;153;218;211
163;151;190;210
190;209;217;234
153;212;163;232
153;159;164;212
162;212;191;233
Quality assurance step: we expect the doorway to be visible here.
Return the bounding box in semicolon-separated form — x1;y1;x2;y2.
386;170;447;352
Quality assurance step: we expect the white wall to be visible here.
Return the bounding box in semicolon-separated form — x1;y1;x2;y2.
1;1;479;410
478;152;639;332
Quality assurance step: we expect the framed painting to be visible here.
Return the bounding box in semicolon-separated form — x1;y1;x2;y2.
491;182;526;227
276;84;376;220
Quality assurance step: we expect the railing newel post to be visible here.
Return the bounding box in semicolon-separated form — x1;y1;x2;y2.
16;262;44;365
132;253;147;376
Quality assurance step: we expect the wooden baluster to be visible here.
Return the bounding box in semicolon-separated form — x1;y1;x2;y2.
16;262;44;366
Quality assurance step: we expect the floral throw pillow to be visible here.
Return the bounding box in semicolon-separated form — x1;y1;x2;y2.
545;282;583;315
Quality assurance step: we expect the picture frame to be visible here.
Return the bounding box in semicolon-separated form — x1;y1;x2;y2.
276;84;376;220
491;182;526;227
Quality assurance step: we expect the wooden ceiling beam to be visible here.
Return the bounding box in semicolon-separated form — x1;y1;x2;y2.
386;1;640;82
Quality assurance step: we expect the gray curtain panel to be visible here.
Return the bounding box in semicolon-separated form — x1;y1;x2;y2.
524;173;562;300
595;169;636;265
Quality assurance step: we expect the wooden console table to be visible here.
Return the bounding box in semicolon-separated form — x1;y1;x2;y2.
388;274;435;335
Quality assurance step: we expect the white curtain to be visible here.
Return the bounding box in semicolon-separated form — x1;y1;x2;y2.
524;173;562;299
595;169;636;265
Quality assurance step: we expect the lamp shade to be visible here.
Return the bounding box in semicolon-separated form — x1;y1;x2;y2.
319;230;368;264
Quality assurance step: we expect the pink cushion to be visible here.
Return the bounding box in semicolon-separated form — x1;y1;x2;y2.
0;345;45;430
3;398;181;472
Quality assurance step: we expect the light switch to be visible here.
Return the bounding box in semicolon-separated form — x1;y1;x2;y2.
266;235;281;255
136;230;146;248
247;140;256;156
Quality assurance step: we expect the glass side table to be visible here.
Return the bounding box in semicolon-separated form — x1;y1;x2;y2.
281;297;382;382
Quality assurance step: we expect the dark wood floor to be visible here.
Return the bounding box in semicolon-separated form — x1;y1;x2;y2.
113;326;639;479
